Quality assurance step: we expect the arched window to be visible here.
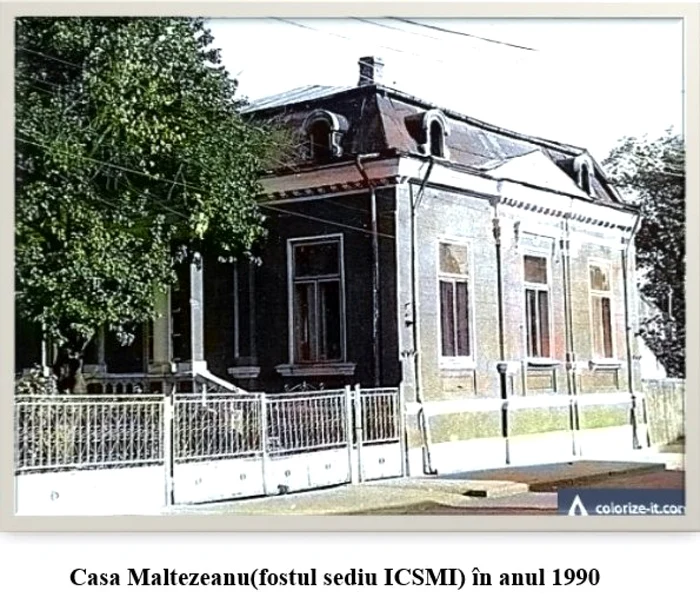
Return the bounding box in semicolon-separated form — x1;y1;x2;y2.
573;153;595;196
406;109;450;159
302;110;348;163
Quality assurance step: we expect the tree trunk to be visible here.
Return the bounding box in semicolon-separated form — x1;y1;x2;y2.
52;345;87;394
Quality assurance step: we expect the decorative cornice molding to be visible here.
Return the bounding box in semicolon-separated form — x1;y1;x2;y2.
264;175;403;202
260;156;637;233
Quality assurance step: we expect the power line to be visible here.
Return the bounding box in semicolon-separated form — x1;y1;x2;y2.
16;134;392;240
271;18;454;67
389;18;539;52
352;17;536;56
16;45;83;68
261;203;394;240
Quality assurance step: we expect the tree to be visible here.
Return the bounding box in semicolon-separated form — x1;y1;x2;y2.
15;17;280;392
602;129;685;378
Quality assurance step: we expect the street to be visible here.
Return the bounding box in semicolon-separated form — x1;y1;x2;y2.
352;470;684;515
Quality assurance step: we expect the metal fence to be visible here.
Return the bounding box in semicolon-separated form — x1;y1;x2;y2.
173;394;263;463
14;394;164;473
360;388;399;445
265;389;348;456
14;385;404;507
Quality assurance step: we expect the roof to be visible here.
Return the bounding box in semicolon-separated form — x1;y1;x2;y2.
241;85;353;113
482;150;590;199
243;82;625;206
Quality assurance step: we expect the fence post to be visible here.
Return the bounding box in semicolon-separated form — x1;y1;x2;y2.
569;396;579;457
398;383;408;478
260;393;271;495
354;384;364;483
344;385;358;484
163;389;175;507
496;363;510;465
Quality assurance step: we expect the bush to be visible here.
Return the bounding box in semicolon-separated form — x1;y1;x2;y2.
15;364;57;395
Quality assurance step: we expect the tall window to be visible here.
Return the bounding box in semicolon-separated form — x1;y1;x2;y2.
439;243;472;360
524;255;551;358
291;237;344;363
590;262;614;359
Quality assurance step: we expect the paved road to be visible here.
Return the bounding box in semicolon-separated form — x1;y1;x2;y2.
356;470;684;516
578;470;683;490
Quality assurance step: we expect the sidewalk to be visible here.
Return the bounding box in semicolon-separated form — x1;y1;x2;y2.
163;458;679;516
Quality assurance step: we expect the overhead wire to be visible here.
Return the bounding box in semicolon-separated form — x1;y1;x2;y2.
15;134;396;240
352;17;538;53
388;17;539;51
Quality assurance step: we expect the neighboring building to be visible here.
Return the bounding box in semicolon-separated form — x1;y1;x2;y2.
15;57;648;473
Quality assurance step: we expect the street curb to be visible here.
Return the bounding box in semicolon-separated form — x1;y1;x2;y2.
525;462;667;492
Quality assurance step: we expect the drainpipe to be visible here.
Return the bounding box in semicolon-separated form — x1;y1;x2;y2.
623;213;644;448
411;157;438;475
492;201;506;364
561;198;580;455
355;154;382;388
492;189;510;464
562;198;577;398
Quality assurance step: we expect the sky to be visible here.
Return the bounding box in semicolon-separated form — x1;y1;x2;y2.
206;18;684;163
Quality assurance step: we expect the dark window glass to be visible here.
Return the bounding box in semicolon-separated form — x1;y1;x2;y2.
430;121;444;157
524;255;548;284
294;242;339;278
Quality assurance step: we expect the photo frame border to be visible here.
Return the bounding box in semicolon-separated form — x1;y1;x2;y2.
1;1;697;533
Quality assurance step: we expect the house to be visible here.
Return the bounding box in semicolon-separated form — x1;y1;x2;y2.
15;56;648;474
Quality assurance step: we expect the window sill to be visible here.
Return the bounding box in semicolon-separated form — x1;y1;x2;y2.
439;358;476;370
439;359;476;375
526;358;560;370
275;363;357;377
227;366;261;380
588;359;623;372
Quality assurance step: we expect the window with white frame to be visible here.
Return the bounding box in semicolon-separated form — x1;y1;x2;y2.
290;237;344;363
589;262;614;359
438;242;472;361
524;255;551;359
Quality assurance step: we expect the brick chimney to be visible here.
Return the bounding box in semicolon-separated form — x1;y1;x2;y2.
358;56;384;86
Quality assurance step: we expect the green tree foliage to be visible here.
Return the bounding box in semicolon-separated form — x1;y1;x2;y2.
603;129;685;378
16;17;279;391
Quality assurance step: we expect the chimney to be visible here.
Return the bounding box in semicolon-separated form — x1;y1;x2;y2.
358;56;384;86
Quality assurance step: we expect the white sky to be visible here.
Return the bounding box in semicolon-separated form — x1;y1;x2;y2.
207;18;684;162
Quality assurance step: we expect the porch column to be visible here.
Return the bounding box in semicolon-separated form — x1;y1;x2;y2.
190;254;206;373
248;261;257;364
150;288;172;373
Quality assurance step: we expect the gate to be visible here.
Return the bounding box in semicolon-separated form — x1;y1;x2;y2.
171;393;267;504
354;387;405;482
169;385;405;505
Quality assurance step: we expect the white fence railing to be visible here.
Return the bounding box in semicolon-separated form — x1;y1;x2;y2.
14;385;404;512
265;389;349;456
14;394;165;472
